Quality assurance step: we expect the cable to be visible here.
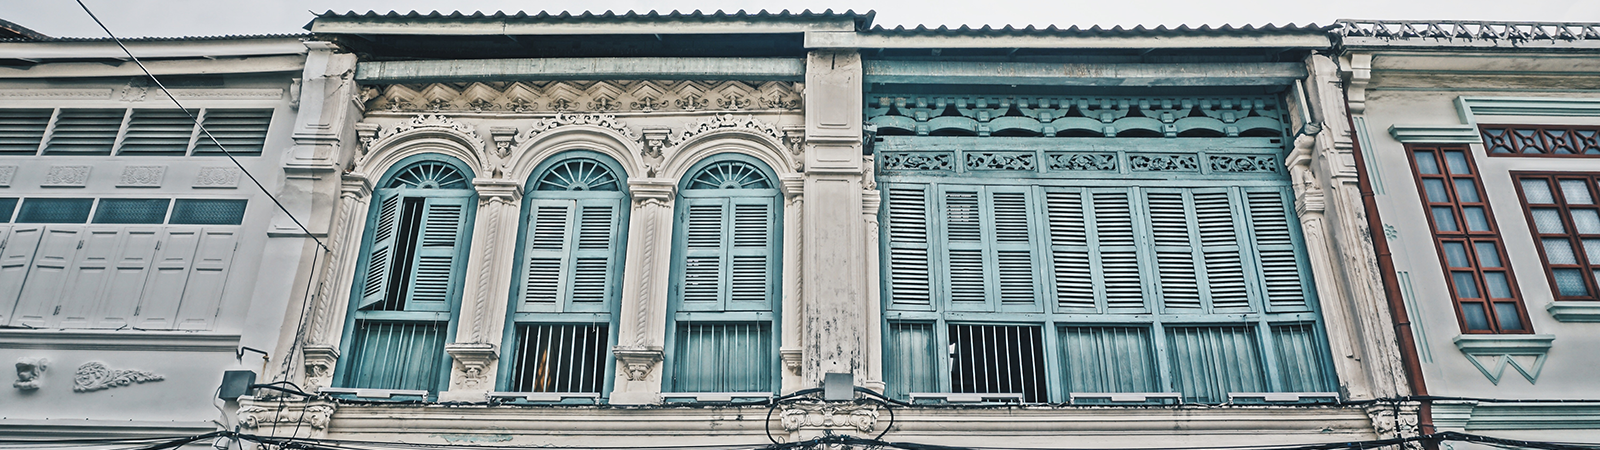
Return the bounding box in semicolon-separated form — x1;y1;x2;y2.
74;0;328;253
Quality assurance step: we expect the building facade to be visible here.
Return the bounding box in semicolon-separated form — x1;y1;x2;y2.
0;30;313;438
1339;20;1600;444
216;10;1418;449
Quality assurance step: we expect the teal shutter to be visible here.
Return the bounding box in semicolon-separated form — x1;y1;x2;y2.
358;191;401;310
989;189;1039;311
885;185;933;310
520;200;570;310
728;196;775;311
1058;326;1158;393
1045;189;1145;312
940;188;987;309
1194;190;1249;311
679;198;727;311
1147;190;1201;311
405;194;470;312
1245;189;1311;312
1147;189;1252;312
1166;326;1267;403
518;198;622;313
936;186;1041;312
1045;189;1094;310
572;200;621;310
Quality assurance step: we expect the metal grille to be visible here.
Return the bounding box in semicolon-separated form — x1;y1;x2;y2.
0;109;52;155
672;322;772;393
886;322;940;400
948;324;1046;403
92;199;170;224
16;198;93;224
170;199;247;225
342;320;447;391
507;323;609;393
0;198;17;223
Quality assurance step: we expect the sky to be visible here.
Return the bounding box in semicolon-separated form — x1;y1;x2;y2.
4;0;1600;38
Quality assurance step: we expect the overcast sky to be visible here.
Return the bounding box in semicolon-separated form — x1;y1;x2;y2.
5;0;1600;38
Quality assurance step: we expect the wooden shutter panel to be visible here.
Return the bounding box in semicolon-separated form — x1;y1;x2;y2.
1166;326;1267;403
1046;189;1094;310
1147;191;1201;311
405;195;469;312
1193;190;1249;310
941;189;987;309
1246;189;1311;312
359;191;402;310
989;189;1040;310
678;198;726;311
520;199;572;311
568;199;621;312
11;226;84;328
57;228;123;328
1091;190;1145;311
174;228;239;330
886;186;934;310
136;228;201;329
727;196;775;311
0;225;41;325
96;228;160;328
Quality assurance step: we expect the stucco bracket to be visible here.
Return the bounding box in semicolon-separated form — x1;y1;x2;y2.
445;343;499;391
1453;334;1554;385
237;397;337;431
780;400;879;433
613;346;663;381
301;345;339;393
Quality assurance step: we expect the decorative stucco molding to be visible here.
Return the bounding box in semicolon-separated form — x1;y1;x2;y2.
1387;125;1481;144
73;362;163;392
238;399;336;430
515;113;637;143
364;80;801;114
117;165;166;188
1453;334;1554;385
193;167;242;188
1547;302;1600;322
613;347;663;382
1365;402;1423;450
667;114;784;150
42;165;90;187
0;165;16;187
445;343;499;391
301;345;339;394
13;357;46;391
0;89;113;99
163;88;285;100
781;348;803;375
1387;97;1600;144
780;401;879;432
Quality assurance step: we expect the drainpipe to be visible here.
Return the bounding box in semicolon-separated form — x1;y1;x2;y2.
1338;82;1436;441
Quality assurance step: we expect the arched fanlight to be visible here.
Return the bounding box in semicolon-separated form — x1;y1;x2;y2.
687;160;772;190
386;161;468;189
535;158;620;192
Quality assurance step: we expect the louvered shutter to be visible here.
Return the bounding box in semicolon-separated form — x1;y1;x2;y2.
192;109;272;156
988;188;1041;312
358;191;402;310
1046;188;1146;313
119;109;196;156
96;228;160;328
42;109;123;156
1245;189;1311;312
678;198;726;311
1147;190;1201;311
885;185;934;310
1091;190;1146;311
0;225;40;325
57;228;122;328
520;199;572;312
727;196;776;311
404;194;470;312
1193;190;1250;311
0;109;52;155
175;228;239;330
569;199;621;312
1046;189;1094;310
941;188;987;311
136;228;201;329
11;226;84;327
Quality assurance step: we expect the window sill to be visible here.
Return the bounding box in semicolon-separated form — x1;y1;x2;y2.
1547;302;1600;322
1452;334;1554;385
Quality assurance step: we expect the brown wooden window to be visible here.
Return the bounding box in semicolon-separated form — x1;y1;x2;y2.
1408;145;1532;334
1482;125;1600;157
1513;173;1600;302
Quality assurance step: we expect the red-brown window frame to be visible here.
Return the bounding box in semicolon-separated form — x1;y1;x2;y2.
1406;144;1534;334
1482;124;1600;157
1511;172;1600;301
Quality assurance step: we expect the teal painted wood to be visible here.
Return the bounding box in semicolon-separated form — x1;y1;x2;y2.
336;154;476;394
885;322;940;400
1058;326;1158;393
1165;326;1266;403
1271;322;1336;392
500;152;628;395
665;155;782;394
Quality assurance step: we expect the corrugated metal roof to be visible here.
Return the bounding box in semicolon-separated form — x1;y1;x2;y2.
311;9;875;30
865;23;1332;36
0;18;50;40
1338;19;1600;43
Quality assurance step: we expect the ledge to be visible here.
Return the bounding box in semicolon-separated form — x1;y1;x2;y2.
1387;124;1481;143
1453;334;1555;354
0;419;216;438
0;329;240;352
1430;400;1600;431
1547;302;1600;322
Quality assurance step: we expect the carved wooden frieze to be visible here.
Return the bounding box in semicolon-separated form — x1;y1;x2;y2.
73;361;163;392
364;80;802;114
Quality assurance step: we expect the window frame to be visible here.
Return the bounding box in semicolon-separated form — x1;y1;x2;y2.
1512;172;1600;302
1405;144;1533;334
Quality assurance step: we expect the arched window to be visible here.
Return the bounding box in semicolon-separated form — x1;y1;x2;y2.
501;152;628;398
664;155;782;395
335;155;475;395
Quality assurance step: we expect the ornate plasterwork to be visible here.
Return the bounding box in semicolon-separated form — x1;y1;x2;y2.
238;400;336;430
73;362;163;392
780;401;879;433
0;165;16;187
515;113;637;143
668;114;784;149
1454;334;1554;385
613;347;663;381
365;80;802;114
445;343;498;390
376;114;480;142
193;167;241;188
13;357;46;391
118;165;166;187
42;165;91;187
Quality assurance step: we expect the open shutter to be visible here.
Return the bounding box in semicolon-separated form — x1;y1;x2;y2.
678;198;726;311
359;191;402;311
96;228;160;328
405;194;469;312
885;185;934;310
1046;189;1094;310
520;199;572;312
941;188;987;311
988;189;1040;312
175;228;239;329
1194;190;1250;311
0;225;36;325
1246;189;1311;312
136;229;201;329
11;226;85;327
57;228;122;328
569;199;622;312
727;196;775;311
1147;191;1201;311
